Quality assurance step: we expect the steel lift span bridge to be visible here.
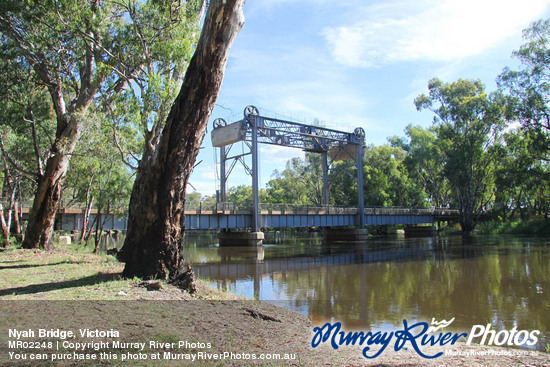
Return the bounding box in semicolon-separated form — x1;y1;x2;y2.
207;105;454;245
211;105;366;233
52;106;458;243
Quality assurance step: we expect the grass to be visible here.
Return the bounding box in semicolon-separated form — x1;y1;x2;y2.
475;219;550;236
0;243;126;300
0;241;236;301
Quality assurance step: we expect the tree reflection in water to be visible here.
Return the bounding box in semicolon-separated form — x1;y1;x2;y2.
185;233;550;350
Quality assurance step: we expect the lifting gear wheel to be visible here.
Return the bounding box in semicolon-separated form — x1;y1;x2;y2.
213;118;227;129
244;105;259;120
354;127;365;140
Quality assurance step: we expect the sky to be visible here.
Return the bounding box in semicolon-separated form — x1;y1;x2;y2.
189;0;550;197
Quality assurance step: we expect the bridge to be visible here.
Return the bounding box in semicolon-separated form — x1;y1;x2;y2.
208;105;458;244
53;204;458;232
16;105;460;245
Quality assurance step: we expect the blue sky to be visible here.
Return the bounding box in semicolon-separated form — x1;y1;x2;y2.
189;0;550;197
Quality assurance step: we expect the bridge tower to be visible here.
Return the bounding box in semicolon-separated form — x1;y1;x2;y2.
211;105;366;245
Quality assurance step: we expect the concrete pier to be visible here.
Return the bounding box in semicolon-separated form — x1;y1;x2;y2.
218;231;264;246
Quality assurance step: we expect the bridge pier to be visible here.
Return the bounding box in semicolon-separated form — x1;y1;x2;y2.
323;228;368;243
218;231;264;246
403;226;436;237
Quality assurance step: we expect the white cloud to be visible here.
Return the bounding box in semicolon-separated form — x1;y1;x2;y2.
324;0;550;67
260;145;304;166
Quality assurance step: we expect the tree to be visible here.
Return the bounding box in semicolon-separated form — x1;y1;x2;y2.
329;159;357;206
266;153;325;205
415;78;506;232
390;125;451;208
492;128;550;220
119;0;245;280
224;185;270;208
63;119;134;250
362;144;427;208
498;19;550;161
0;0;202;249
0;53;56;246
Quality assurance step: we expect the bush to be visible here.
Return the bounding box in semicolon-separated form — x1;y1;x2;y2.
476;219;550;236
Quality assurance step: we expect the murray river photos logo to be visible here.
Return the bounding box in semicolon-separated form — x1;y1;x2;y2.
311;318;540;359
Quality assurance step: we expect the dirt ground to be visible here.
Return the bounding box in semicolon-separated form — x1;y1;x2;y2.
0;247;549;366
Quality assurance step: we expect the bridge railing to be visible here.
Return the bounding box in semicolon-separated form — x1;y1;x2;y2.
259;203;356;215
11;197;460;218
182;202;460;217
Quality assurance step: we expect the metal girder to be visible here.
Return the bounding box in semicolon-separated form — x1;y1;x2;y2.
212;105;367;230
212;106;365;153
241;106;364;152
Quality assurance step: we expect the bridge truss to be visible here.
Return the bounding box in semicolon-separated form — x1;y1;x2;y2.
211;105;366;231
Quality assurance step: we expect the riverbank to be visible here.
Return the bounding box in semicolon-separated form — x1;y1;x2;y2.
1;245;548;366
475;219;550;236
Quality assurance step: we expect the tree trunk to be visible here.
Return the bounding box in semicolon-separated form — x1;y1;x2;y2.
80;196;94;244
0;202;10;247
119;0;245;279
80;176;94;243
22;146;76;250
93;208;102;253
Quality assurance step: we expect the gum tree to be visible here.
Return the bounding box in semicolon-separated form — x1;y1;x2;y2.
499;19;550;161
0;0;203;249
415;78;506;232
119;0;245;280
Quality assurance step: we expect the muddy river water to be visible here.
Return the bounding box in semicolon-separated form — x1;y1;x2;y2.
184;233;549;350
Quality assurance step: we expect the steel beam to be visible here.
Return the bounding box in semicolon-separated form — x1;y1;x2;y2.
251;115;260;232
356;138;365;228
220;145;227;203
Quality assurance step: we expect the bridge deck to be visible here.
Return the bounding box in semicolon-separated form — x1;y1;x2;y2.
51;207;458;231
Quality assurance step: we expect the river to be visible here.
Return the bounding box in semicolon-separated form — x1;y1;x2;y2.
183;232;549;350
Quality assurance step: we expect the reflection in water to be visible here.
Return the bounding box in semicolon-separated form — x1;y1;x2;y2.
184;233;550;350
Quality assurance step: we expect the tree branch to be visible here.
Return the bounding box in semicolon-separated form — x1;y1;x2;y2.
112;125;139;170
0;135;37;183
27;108;44;177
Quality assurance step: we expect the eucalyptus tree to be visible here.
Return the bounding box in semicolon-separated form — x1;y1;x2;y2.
493;128;550;220
390;125;451;208
63;117;134;248
361;144;426;208
267;153;325;205
119;0;245;280
415;78;506;232
0;0;203;250
498;19;550;161
0;51;56;246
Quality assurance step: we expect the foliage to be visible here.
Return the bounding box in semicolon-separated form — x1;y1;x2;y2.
267;153;325;205
361;144;427;208
390;125;451;208
475;219;550;236
498;19;550;161
415;78;506;232
224;185;270;209
0;0;203;249
329;159;357;206
491;128;550;221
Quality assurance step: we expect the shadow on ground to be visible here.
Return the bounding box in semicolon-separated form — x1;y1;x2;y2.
0;260;84;270
0;272;120;297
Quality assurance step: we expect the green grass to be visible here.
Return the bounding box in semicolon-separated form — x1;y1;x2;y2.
0;243;127;300
475;219;550;236
0;240;238;301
